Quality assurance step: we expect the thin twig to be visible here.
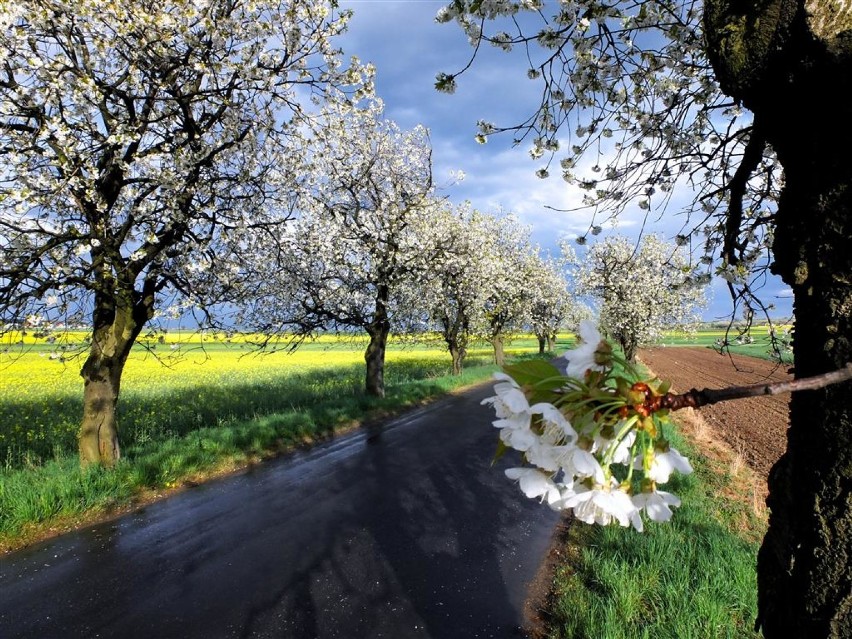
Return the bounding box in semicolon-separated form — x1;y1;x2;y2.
657;363;852;411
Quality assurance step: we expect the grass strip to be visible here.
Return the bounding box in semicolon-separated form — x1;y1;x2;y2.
542;403;766;638
0;354;518;551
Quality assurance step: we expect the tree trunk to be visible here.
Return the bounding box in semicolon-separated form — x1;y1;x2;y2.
78;291;149;468
79;353;126;467
364;284;392;398
705;4;852;635
449;343;465;375
547;333;556;352
440;312;468;376
491;334;505;367
537;335;546;354
364;325;389;398
758;134;852;639
618;331;637;363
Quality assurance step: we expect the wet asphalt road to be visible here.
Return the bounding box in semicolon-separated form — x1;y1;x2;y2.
0;383;562;639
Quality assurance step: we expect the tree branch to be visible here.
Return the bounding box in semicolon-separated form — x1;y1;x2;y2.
657;364;852;411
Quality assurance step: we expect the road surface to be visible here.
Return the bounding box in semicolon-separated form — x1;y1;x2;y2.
0;383;562;639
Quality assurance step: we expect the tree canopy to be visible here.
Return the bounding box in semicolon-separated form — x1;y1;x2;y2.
235;98;437;397
437;0;779;328
0;0;371;465
573;233;706;361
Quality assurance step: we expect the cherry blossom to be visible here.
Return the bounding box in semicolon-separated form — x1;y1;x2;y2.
504;468;562;505
483;323;694;532
562;319;608;378
562;480;644;532
638;446;694;484
632;488;682;523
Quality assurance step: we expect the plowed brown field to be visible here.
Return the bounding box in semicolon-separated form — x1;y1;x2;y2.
637;346;792;481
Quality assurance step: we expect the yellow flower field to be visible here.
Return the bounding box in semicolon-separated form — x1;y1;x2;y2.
1;336;539;468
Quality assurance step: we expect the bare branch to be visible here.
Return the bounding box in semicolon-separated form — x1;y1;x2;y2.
658;364;852;411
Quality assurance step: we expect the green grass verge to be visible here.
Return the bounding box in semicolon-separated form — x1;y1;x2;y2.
0;347;545;550
546;447;763;637
542;357;766;639
660;328;792;364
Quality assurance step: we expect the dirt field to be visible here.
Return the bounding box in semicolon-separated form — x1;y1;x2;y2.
637;346;792;481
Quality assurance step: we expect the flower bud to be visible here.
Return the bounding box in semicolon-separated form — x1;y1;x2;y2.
640;416;657;438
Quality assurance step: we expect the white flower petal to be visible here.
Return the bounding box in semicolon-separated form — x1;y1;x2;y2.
505;467;561;504
632;490;682;523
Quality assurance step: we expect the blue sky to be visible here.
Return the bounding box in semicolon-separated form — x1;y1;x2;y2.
336;1;794;322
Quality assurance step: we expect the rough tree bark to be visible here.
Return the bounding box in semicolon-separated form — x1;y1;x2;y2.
704;2;852;636
364;324;389;398
79;285;152;467
449;342;465;375
615;328;638;363
439;312;469;375
365;286;392;397
537;334;547;354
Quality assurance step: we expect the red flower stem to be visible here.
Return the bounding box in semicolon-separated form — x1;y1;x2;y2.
656;363;852;411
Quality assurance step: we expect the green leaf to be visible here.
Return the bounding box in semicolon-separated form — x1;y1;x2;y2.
502;359;564;391
526;389;561;406
492;438;509;466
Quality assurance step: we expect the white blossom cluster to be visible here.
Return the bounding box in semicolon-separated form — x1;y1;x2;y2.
0;0;372;332
484;320;694;531
435;0;780;326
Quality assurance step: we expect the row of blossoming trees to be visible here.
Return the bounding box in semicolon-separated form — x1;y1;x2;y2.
0;0;709;475
228;99;585;395
0;0;598;469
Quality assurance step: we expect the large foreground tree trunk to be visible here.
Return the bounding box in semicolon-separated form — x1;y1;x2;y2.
705;3;852;635
79;289;150;467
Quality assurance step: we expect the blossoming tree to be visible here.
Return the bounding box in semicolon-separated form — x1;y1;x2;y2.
574;234;707;361
422;203;535;374
0;0;370;467
479;213;539;366
439;0;852;634
235;99;436;397
527;252;580;354
420;203;492;375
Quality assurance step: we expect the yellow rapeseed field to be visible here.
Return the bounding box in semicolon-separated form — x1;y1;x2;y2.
1;333;539;467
